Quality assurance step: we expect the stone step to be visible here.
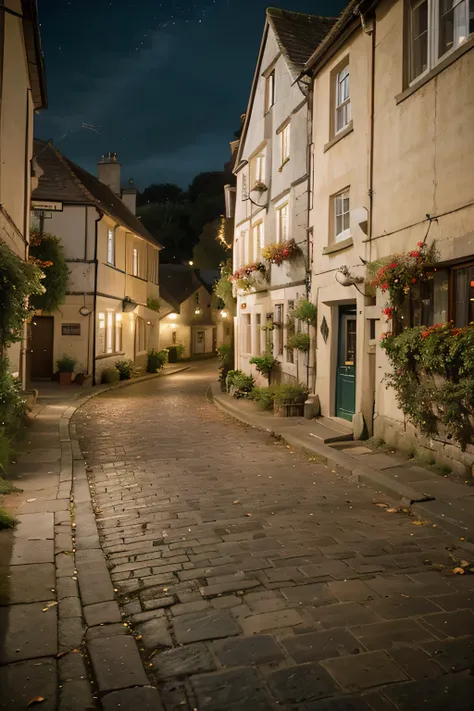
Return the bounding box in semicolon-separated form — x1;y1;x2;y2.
307;416;354;445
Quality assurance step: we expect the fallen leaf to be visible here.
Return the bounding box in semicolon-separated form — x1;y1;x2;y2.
233;500;239;505
453;567;465;575
56;651;68;659
460;560;470;568
412;521;422;526
375;502;389;508
245;513;252;517
27;698;45;707
42;601;58;612
386;508;399;513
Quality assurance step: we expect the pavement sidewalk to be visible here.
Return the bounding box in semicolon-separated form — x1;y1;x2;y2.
0;364;189;711
209;383;474;544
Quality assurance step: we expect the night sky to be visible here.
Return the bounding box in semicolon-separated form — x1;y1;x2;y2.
36;0;346;190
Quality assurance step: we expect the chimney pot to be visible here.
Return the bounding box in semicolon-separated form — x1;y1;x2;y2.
97;152;121;194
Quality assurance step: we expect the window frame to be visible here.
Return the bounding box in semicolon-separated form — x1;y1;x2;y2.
332;188;351;244
107;228;115;266
281;123;290;166
132;247;139;277
252;221;264;258
335;65;351;134
275;201;289;244
274;303;284;357
265;69;275;113
241;313;252;355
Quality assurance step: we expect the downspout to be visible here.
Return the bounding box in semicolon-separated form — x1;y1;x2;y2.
305;74;316;393
91;210;103;386
359;6;376;259
21;88;31;390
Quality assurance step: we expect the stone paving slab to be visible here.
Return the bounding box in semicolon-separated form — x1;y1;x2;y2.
87;634;150;692
0;603;58;663
0;658;57;711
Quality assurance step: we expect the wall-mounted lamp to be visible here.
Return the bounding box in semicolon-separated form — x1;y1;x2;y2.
220;310;228;319
79;306;92;317
194;308;202;315
123;297;138;313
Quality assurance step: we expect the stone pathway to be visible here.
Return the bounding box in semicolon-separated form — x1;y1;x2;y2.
72;361;474;710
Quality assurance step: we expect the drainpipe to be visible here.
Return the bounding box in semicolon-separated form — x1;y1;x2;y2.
21;88;31;390
359;6;376;259
305;75;316;393
91;210;103;386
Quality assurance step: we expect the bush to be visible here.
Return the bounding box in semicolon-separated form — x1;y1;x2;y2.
291;299;317;325
217;343;233;366
0;242;44;347
226;370;254;398
115;359;134;380
252;386;277;411
249;353;278;380
146;297;161;313
29;231;69;313
273;383;309;406
147;348;168;373
101;367;120;384
56;354;77;373
286;333;311;352
0;358;28;442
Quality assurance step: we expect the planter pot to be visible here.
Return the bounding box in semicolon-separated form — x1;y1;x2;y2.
274;402;305;418
220;380;226;392
59;372;73;386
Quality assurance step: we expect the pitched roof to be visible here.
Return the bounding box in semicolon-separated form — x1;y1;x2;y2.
32;140;160;247
159;265;210;312
22;0;47;109
267;8;336;78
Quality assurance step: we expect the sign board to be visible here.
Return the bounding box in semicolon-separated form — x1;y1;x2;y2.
62;323;81;336
31;200;63;212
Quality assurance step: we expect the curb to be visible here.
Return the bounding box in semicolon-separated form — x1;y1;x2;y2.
56;370;186;709
208;385;474;543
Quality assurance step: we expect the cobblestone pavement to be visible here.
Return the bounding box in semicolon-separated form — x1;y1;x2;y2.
74;363;474;711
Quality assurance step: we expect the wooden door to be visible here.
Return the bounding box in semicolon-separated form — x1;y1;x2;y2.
30;316;54;380
335;306;356;421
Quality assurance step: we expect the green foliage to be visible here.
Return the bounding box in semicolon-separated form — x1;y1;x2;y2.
101;367;120;384
0;242;44;347
147;348;168;373
0;508;16;530
249;353;278;380
217;343;233;366
291;299;317;326
226;370;254;398
252;386;277;411
0;358;28;442
272;383;309;405
213;260;235;313
29;231;69;313
380;323;474;448
56;354;77;373
167;344;184;363
115;359;134;380
286;333;311;352
147;297;161;313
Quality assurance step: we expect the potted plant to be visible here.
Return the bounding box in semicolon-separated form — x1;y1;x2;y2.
56;354;77;386
273;384;309;418
249;352;278;384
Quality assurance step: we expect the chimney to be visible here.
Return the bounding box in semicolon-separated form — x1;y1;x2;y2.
97;152;121;195
121;185;137;215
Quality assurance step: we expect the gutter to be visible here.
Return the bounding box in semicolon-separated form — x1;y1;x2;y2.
91;210;103;386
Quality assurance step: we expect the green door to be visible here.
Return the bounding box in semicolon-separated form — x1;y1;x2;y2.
335;306;356;421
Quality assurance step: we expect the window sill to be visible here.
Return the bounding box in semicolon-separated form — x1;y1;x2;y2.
324;121;354;153
278;158;290;173
323;236;354;255
105;263;126;274
96;352;125;360
130;274;147;282
396;35;474;104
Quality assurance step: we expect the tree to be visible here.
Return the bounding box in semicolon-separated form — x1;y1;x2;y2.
138;201;196;263
137;183;183;207
192;218;231;270
29;231;69;313
187;172;230;203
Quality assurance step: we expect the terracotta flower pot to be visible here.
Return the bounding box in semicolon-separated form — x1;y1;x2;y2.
59;372;72;386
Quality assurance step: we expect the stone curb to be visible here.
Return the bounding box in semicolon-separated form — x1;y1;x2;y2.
55;370;188;709
208;385;473;543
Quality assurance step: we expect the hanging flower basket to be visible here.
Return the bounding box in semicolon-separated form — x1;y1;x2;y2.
262;239;298;266
229;262;267;291
252;181;268;193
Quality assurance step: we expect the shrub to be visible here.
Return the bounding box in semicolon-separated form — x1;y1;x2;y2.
217;343;233;366
249;353;278;381
0;358;28;442
262;239;298;266
286;333;310;352
146;297;161;313
29;231;69;313
291;299;317;326
228;372;255;398
147;348;168;373
252;386;277;411
56;354;77;373
0;242;44;347
115;359;134;380
273;383;309;406
101;367;120;384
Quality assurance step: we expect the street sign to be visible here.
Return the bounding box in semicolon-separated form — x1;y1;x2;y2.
62;323;81;336
31;200;63;211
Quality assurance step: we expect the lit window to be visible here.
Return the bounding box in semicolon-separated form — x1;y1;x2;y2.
132;247;138;277
276;202;289;244
255;313;262;356
334;189;351;242
254;154;265;186
107;229;115;265
335;65;351;133
115;313;122;352
281;124;290;165
265;70;275;113
253;222;264;258
242;314;251;354
106;312;114;353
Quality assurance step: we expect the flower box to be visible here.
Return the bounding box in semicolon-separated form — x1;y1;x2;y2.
274;402;305;418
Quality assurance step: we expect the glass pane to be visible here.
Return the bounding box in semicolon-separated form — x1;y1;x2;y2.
411;0;428;78
335;194;343;216
439;0;455;55
336;214;343;236
342;195;350;213
343;210;350;231
454;267;469;326
432;269;450;324
455;1;468;45
345;319;356;364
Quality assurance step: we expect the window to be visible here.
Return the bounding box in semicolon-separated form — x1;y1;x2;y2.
242;314;251;354
148;246;159;284
281;124;290;166
265;70;275;113
252;154;265;187
252;222;264;258
394;267;452;331
115;313;122;352
335;65;351;133
242;173;248;199
98;312;106;354
286;300;295;364
255;313;262;356
136;316;146;352
333;189;351;242
107;229;115;265
274;304;284;357
132;247;139;277
452;262;474;326
408;0;473;83
106;312;114;354
239;229;248;265
276;202;289;243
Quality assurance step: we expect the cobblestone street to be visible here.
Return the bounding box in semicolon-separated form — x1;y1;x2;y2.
74;363;474;711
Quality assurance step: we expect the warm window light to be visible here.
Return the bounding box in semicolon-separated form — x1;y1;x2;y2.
169;313;177;320
221;310;228;318
115;313;122;322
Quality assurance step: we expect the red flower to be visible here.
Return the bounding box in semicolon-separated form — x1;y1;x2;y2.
409;251;420;258
381;282;389;291
411;277;417;283
283;249;289;257
390;263;398;268
417;241;424;247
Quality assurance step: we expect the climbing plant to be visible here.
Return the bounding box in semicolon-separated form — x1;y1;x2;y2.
29;230;69;313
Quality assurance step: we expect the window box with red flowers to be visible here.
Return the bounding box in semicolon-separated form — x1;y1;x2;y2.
229;262;267;292
262;239;298;266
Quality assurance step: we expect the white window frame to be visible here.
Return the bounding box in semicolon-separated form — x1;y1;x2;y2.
252;221;264;258
254;313;263;356
241;313;251;354
265;70;275;113
240;228;248;265
335;65;351;134
115;313;123;353
333;188;351;243
275;201;289;244
107;228;115;265
132;247;139;277
281;124;290;165
253;154;265;186
408;0;473;85
106;311;114;354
